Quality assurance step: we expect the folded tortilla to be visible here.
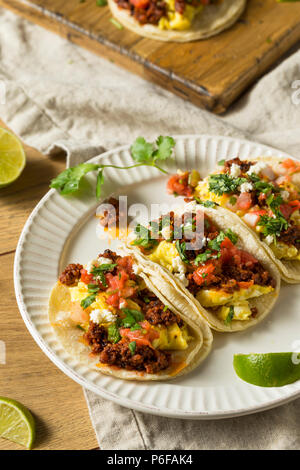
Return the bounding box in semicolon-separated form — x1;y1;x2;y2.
125;204;281;332
108;0;246;43
49;260;213;381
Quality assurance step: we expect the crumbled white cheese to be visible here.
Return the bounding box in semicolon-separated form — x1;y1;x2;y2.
239;182;253;193
172;256;187;275
172;256;188;286
265;235;274;245
177;169;185;175
90;309;117;324
86;259;99;274
230;163;241;178
247;162;267;176
132;263;141;275
161;225;172;240
281;190;290;202
119;300;127;309
97;256;113;265
201;237;208;247
174;272;189;287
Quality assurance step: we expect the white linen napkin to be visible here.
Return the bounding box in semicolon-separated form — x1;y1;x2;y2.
1;7;300;450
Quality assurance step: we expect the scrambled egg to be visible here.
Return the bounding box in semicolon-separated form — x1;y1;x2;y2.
270;242;300;261
196;284;273;308
158;0;203;31
218;301;252;322
70;281;192;349
152;323;191;351
195;179;230;207
148;240;274;323
148;240;179;271
70;282;115;314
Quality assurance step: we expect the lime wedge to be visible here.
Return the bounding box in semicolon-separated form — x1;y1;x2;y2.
0;397;35;449
233;353;300;387
0;128;26;187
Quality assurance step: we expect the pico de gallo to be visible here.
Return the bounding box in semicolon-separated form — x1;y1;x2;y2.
131;207;276;325
167;157;300;263
58;250;193;374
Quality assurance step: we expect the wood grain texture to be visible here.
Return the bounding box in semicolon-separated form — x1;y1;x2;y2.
0;122;98;450
1;0;300;112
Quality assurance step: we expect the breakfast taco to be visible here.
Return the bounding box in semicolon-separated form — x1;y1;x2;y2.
49;250;212;380
167;156;300;283
108;0;246;42
126;202;280;332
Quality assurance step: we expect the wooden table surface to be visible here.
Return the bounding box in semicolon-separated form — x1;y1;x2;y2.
0;121;99;450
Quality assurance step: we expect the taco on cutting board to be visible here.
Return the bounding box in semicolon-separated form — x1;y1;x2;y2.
108;0;246;42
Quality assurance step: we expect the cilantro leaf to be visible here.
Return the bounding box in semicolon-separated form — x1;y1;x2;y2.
225;229;238;245
208;174;247;196
257;214;288;240
107;323;121;344
249;174;278;195
130;136;175;163
208;232;226;251
76;324;85;331
91;263;116;274
50;163;100;195
120;308;144;330
122;308;144;323
195;198;216;208
87;284;100;293
132;224;158;250
153;136;175;161
194;250;212;265
129;341;136;355
266;194;283;211
130;137;154;163
91;263;116;287
208;229;238;251
224;306;234;325
175;240;189;264
80;293;96;309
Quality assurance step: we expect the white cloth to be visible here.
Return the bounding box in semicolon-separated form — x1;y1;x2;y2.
1;7;300;450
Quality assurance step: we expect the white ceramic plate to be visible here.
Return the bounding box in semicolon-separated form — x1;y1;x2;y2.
14;135;300;419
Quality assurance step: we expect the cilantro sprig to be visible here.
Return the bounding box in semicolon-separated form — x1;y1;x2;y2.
132;224;159;250
257;214;288;241
224;306;235;326
208;174;247;196
50;136;175;198
80;293;97;309
176;240;189;264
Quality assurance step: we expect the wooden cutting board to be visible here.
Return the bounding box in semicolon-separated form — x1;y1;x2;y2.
1;0;300;113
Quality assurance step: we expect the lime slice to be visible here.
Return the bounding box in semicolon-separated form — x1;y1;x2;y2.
0;127;26;187
0;397;35;449
233;353;300;387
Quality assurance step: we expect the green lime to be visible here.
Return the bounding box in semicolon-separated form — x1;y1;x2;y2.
0;397;35;449
233;353;300;387
0;127;26;187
